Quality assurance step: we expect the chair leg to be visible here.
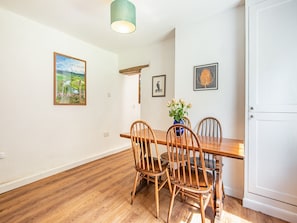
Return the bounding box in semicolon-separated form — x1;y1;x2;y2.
166;169;172;194
211;192;216;223
200;195;206;223
167;185;177;223
181;189;185;201
222;181;226;200
131;171;140;205
154;176;160;218
212;169;217;201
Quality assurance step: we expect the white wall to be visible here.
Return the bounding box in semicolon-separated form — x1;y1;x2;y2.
175;6;245;198
118;38;175;130
0;8;133;193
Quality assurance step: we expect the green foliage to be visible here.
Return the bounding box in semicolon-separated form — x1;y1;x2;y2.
55;71;86;104
167;99;192;122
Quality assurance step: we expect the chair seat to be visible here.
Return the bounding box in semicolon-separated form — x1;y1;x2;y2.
171;168;213;189
190;157;216;170
161;151;187;162
136;158;168;175
163;152;216;170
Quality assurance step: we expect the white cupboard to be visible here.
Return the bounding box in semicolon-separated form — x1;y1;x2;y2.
244;0;297;222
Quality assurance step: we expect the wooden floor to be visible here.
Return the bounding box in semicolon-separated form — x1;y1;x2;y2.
0;149;289;223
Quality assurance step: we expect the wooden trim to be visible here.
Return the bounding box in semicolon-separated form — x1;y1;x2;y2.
119;64;149;75
138;74;141;104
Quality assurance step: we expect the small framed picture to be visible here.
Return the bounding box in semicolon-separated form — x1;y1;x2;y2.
54;52;86;105
152;75;166;97
193;63;218;91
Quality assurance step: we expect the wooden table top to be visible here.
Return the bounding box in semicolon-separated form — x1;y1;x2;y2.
120;129;244;160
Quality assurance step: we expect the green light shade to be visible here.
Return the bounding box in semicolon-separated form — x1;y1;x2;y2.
111;0;136;34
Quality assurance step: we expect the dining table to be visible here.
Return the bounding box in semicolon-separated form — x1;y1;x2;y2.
120;129;244;219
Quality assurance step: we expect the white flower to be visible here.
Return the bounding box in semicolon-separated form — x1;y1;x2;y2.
167;98;191;122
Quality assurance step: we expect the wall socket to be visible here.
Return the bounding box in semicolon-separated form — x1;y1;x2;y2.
103;132;109;137
0;152;6;159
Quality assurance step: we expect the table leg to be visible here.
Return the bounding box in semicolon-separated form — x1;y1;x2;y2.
214;155;223;219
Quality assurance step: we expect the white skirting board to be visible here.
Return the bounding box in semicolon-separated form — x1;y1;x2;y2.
224;185;243;200
0;145;130;194
243;196;297;223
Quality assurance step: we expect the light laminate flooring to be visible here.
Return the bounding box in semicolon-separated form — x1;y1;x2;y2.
0;149;289;223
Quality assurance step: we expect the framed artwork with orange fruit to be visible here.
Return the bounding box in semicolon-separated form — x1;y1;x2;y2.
193;63;218;91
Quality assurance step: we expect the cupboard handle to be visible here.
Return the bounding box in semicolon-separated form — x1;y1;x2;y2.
250;107;254;110
250;115;254;118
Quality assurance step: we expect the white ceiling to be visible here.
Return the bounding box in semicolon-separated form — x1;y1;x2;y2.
0;0;244;53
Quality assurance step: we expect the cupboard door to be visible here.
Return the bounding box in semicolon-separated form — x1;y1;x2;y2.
247;0;297;208
248;0;297;113
248;113;297;206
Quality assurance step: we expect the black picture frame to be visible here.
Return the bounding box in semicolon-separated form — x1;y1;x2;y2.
193;63;218;91
152;75;166;97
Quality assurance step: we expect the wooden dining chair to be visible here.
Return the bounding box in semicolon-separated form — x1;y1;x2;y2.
196;117;224;198
182;116;192;129
130;120;172;218
197;117;222;139
166;124;215;223
197;117;222;170
161;117;192;162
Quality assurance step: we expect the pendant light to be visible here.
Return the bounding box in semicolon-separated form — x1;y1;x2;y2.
110;0;136;34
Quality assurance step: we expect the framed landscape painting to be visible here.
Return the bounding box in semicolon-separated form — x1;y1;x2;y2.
193;63;218;91
54;52;86;105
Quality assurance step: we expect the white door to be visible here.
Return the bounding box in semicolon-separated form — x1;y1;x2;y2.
247;0;297;208
248;113;297;206
248;0;297;113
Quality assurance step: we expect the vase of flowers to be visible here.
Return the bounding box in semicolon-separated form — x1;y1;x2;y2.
167;98;192;136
